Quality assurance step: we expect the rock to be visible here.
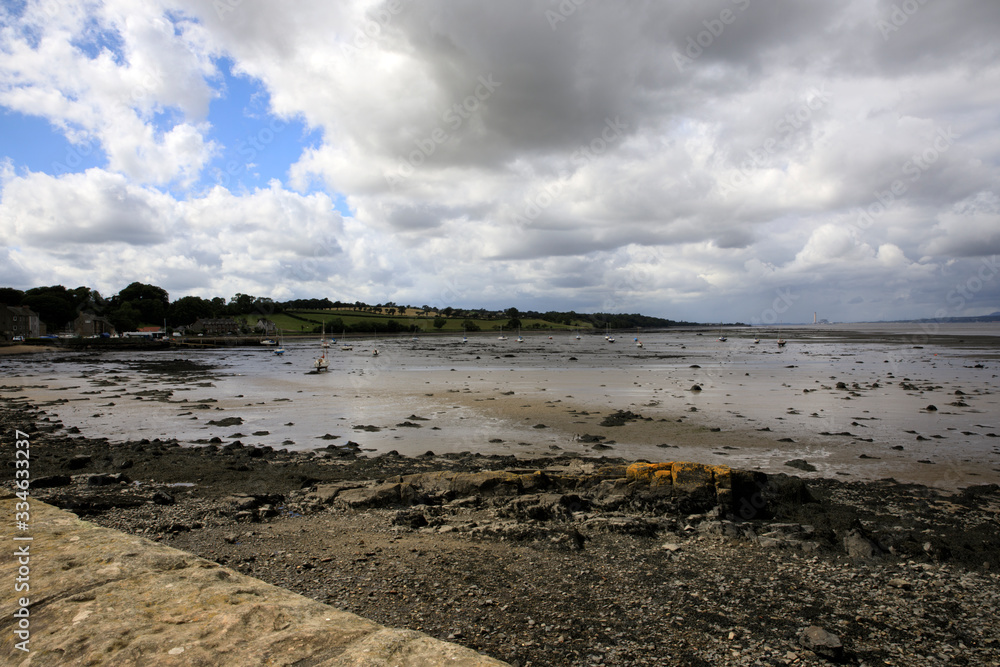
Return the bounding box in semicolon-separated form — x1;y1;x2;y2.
598;410;646;426
207;416;244;427
784;459;817;472
392;510;428;529
626;462;673;484
671;462;717;494
336;482;405;509
844;528;882;560
33;474;72;488
153;490;176;505
86;472;130;486
800;625;844;661
66;454;92;470
689;384;702;392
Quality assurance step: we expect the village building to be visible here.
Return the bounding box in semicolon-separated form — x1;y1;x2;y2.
189;318;241;336
74;312;115;337
0;305;41;340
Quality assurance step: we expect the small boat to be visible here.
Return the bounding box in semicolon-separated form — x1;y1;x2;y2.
753;336;760;344
516;329;524;343
777;338;786;347
320;322;330;348
340;329;351;350
260;338;277;346
273;332;285;355
498;326;507;341
717;322;727;342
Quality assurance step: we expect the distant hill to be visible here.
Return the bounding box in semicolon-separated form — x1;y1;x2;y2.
901;313;1000;324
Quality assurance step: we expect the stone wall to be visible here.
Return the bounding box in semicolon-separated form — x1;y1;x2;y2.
0;495;507;666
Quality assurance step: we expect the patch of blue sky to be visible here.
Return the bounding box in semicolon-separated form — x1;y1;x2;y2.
0;110;105;176
202;59;323;195
72;16;126;65
2;0;27;21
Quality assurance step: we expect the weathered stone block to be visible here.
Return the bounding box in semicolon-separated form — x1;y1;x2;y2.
0;498;508;666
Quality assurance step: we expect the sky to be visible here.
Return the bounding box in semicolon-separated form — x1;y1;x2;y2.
1;0;999;324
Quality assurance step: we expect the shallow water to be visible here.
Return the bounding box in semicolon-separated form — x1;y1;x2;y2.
3;323;998;490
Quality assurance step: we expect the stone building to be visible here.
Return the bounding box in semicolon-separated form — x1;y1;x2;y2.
0;305;41;340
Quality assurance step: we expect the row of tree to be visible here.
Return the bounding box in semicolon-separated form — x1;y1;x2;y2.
1;283;691;334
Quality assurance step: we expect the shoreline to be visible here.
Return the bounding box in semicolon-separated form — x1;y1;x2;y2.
4;398;1000;665
0;344;57;355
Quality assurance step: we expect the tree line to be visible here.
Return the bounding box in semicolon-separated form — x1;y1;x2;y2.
0;283;693;334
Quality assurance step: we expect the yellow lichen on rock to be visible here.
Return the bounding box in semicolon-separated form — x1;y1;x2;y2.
652;470;673;487
625;462;673;483
670;462;715;493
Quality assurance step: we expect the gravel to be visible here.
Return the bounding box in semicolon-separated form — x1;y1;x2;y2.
4;398;1000;666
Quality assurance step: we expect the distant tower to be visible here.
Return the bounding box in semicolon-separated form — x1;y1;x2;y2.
813;312;817;324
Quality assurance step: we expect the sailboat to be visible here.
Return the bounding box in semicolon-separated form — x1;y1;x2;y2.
340;329;353;351
516;328;524;343
634;328;642;348
497;326;507;341
372;327;379;356
260;321;277;346
320;322;330;348
776;322;786;347
462;328;468;343
313;330;329;371
605;323;615;343
717;322;727;342
273;330;285;355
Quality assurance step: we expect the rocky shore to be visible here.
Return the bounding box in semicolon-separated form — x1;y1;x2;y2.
4;397;1000;666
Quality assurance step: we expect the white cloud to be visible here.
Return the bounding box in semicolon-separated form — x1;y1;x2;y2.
1;1;1000;321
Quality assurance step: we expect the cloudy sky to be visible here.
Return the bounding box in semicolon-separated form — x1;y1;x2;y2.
1;0;999;323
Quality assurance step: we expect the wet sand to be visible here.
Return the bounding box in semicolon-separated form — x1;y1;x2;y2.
0;344;55;355
2;324;998;490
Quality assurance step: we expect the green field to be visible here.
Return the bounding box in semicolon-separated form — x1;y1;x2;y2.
240;310;592;334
